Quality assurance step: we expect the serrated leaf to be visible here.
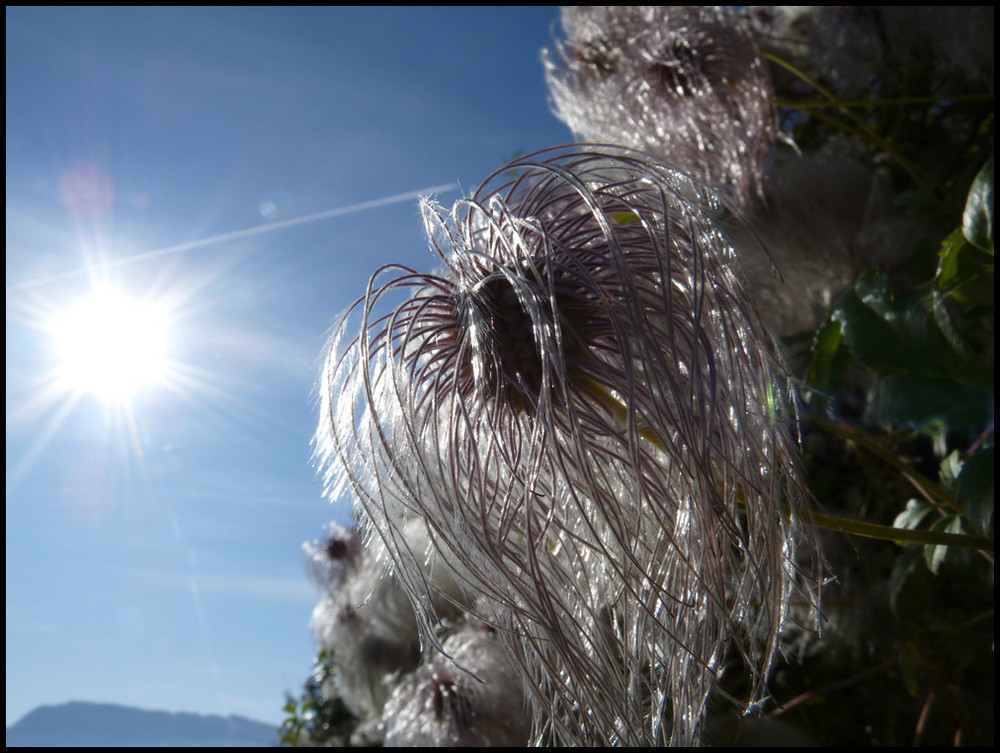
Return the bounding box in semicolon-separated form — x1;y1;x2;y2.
833;282;915;373
963;158;994;255
957;446;994;536
834;272;991;386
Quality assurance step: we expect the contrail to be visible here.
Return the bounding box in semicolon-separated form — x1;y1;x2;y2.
7;182;459;293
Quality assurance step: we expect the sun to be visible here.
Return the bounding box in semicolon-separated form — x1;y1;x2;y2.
49;285;170;404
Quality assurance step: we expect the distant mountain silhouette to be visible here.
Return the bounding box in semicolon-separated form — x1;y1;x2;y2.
6;701;277;747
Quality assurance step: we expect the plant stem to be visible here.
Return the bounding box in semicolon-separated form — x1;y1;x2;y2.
772;658;896;716
806;413;961;514
808;511;992;551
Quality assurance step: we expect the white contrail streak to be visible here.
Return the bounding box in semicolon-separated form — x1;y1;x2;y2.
7;182;459;293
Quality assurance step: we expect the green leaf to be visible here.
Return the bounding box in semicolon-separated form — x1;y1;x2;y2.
957;446;994;536
834;272;991;386
938;450;964;491
806;319;848;397
834;274;934;375
937;229;968;293
924;516;963;573
894;498;935;531
937;227;995;305
865;374;994;438
963;158;994;255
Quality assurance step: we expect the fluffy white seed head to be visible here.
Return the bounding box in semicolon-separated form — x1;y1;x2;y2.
380;618;531;746
318;146;818;745
544;7;777;207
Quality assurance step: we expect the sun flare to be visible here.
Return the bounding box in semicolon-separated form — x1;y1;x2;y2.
50;285;170;404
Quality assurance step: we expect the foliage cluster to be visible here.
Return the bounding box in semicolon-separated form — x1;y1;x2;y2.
751;11;994;743
279;652;357;747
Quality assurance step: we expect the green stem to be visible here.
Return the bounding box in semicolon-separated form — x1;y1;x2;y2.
806;413;961;514
809;511;992;551
806;414;993;553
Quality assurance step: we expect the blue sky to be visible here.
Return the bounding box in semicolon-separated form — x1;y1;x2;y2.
6;6;569;727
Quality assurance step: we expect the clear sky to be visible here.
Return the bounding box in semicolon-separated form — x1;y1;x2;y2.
6;6;569;727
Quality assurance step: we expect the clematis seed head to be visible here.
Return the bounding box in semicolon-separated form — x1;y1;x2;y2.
317;145;818;745
544;6;777;207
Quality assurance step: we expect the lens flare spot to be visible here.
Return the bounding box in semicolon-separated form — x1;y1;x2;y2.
58;162;115;217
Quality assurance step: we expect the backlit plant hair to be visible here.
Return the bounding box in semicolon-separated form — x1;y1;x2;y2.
381;618;531;746
543;6;777;207
306;525;421;722
317;146;816;745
